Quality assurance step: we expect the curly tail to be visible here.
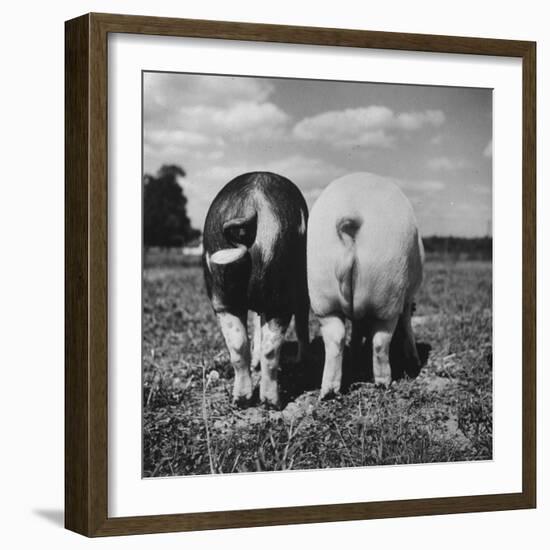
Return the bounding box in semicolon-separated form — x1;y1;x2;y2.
209;211;258;265
334;217;362;317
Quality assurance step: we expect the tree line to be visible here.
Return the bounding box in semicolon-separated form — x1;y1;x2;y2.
422;235;492;260
143;164;201;248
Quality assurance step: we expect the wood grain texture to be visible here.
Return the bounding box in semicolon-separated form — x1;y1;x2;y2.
64;12;537;537
92;11;532;56
521;42;537;508
65;14;90;535
88;13;110;536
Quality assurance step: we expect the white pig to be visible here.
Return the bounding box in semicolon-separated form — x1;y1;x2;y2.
307;173;424;399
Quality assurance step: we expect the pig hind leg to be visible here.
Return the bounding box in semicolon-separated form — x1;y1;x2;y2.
371;317;398;388
401;301;421;377
250;311;262;371
259;314;290;408
319;315;346;400
217;312;252;407
293;298;309;363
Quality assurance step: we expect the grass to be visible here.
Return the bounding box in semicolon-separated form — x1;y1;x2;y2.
143;256;492;477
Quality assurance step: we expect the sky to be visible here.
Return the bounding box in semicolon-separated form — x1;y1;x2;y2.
143;72;492;237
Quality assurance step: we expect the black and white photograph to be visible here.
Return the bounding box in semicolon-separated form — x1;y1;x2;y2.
142;71;493;477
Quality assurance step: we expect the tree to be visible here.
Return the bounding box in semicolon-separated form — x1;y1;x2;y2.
143;164;201;248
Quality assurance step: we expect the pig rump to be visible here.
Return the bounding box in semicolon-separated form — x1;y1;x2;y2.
203;172;308;316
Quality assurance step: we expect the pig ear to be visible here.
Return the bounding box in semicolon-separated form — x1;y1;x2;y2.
209;245;248;265
222;212;257;248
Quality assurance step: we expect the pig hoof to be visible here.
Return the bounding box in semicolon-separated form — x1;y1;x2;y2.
260;382;280;409
232;395;252;409
319;388;339;401
260;388;280;409
260;398;281;411
405;360;421;378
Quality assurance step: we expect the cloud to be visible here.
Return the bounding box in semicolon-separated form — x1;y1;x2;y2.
483;140;492;158
144;72;291;157
179;101;290;141
427;156;466;171
144;73;274;116
292;106;445;148
396;110;445;130
145;129;222;149
143;128;226;170
143;73;293;172
353;130;396;148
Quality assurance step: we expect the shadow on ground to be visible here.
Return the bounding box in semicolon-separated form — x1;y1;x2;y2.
33;509;64;527
277;334;431;408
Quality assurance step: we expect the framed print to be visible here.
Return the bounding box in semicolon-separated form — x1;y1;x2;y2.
65;13;536;537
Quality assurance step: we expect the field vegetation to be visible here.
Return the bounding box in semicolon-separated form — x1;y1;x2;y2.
143;250;492;476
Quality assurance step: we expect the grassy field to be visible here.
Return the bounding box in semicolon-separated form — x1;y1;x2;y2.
143;254;492;476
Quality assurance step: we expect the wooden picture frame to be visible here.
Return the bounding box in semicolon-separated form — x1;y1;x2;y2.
65;12;536;537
